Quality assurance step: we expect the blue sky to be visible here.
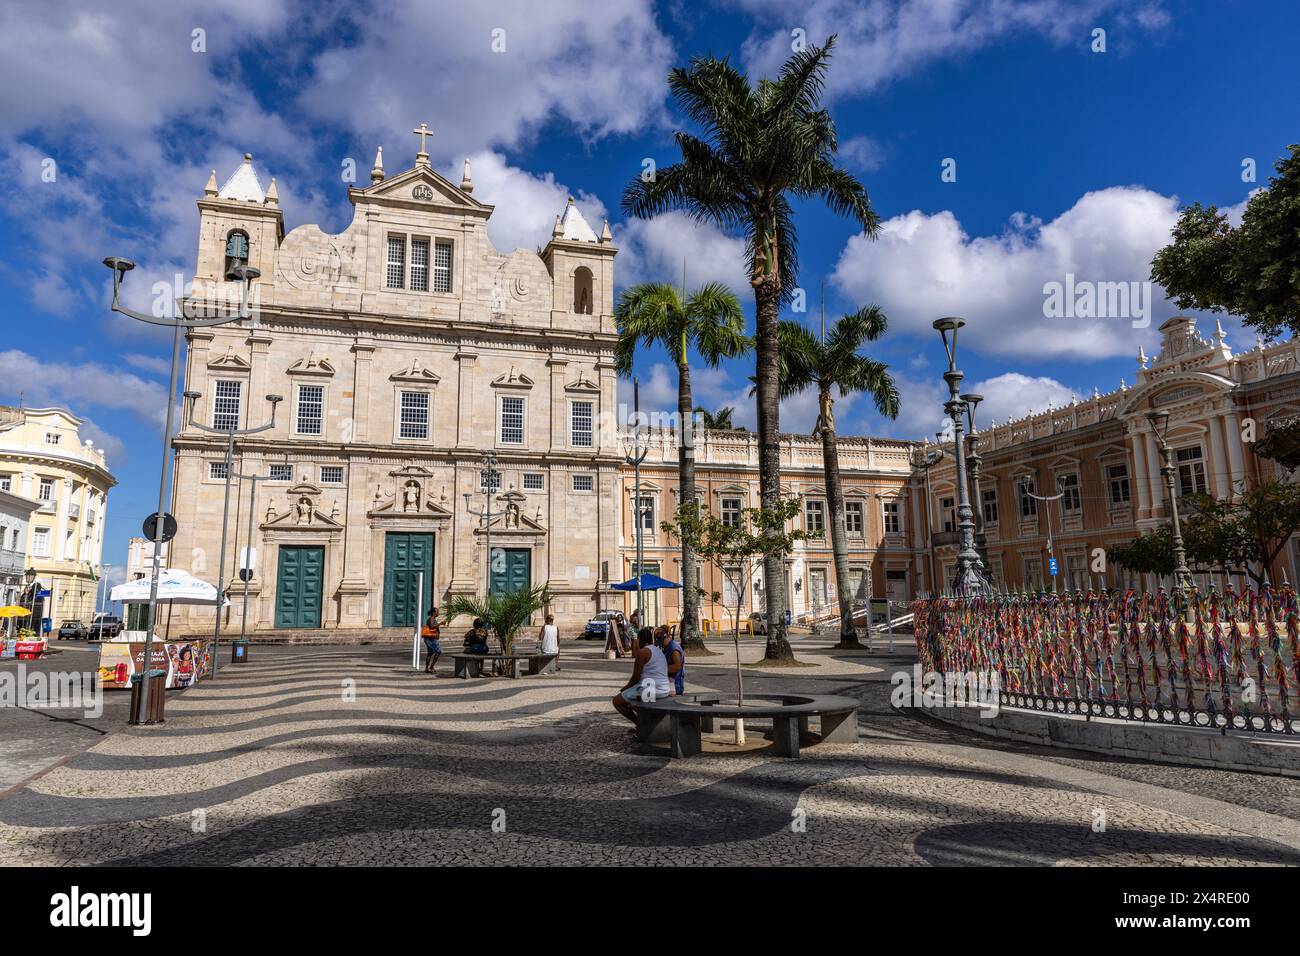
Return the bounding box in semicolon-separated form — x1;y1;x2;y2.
1;0;1297;586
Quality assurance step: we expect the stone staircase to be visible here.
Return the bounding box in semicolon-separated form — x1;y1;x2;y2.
176;628;416;646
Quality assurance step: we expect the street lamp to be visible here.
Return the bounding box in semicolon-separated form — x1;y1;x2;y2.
1146;408;1194;594
103;255;259;724
464;452;503;596
933;317;990;596
183;390;281;674
622;379;649;625
959;392;990;574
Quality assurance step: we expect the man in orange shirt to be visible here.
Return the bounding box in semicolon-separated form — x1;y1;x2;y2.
421;609;442;674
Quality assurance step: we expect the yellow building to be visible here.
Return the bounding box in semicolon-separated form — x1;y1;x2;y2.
0;407;116;625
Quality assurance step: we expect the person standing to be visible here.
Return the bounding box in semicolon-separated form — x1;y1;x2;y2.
422;609;442;674
538;613;560;673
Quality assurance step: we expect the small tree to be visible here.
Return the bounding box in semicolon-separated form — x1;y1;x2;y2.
444;585;553;656
1185;481;1300;586
664;498;805;743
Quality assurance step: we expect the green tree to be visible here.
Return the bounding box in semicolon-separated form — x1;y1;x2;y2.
1107;525;1175;579
776;307;899;647
443;585;552;656
615;281;749;652
665;498;805;742
1150;144;1300;338
622;36;878;662
1183;481;1300;586
695;405;740;430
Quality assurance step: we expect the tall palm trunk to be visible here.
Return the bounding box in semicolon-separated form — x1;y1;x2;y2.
677;354;705;652
755;279;794;662
818;388;860;648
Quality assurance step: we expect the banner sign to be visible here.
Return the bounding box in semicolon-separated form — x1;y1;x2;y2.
97;640;214;689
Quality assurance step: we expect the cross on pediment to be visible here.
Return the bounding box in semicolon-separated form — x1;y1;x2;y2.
411;122;433;163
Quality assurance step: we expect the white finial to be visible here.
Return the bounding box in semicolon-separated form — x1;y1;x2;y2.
1137;345;1147;368
599;219;612;243
244;152;253;164
371;145;385;183
264;177;279;207
552;214;563;238
411;123;433;165
204;168;217;196
460;158;473;193
1214;317;1226;343
1120;377;1128;391
1093;386;1100;399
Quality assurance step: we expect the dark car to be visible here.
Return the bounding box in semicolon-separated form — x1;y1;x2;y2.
57;619;87;640
583;610;625;640
88;614;123;640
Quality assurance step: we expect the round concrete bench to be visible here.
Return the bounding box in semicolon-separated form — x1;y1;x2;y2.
631;692;860;758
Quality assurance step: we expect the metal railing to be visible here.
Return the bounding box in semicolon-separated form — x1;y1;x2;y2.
912;587;1300;735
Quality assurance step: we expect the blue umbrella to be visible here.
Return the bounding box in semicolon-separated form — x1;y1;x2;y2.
611;573;681;591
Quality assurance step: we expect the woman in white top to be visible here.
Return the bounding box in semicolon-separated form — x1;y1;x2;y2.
538;614;560;673
612;626;675;724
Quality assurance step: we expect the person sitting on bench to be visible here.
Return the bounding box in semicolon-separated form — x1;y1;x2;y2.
612;627;674;724
657;625;685;696
464;619;489;656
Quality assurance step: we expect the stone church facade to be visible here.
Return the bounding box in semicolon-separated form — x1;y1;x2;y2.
169;138;619;634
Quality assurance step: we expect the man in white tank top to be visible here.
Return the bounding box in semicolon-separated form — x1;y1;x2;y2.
612;626;675;724
538;614;560;673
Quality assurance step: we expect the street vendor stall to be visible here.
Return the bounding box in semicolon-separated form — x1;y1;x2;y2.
0;605;44;659
99;569;226;689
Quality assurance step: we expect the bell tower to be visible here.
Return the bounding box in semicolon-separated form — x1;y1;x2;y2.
540;197;616;333
193;153;284;300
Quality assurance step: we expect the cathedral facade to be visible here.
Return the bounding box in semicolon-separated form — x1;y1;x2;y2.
169;138;619;633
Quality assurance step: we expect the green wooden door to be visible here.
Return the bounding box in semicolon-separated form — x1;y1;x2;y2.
275;546;324;629
383;532;434;627
489;547;531;596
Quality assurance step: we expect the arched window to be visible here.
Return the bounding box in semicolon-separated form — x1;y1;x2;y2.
224;230;250;280
573;266;593;314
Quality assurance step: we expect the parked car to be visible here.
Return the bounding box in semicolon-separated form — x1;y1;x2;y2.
88;614;124;640
583;610;625;640
748;611;768;635
57;619;88;640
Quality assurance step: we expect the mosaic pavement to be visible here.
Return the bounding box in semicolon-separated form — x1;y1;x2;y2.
1;638;1299;866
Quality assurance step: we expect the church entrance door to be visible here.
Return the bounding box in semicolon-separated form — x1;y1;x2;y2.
383;532;435;628
489;547;531;596
274;546;324;629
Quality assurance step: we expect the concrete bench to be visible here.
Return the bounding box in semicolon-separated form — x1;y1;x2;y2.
631;693;860;758
452;653;557;679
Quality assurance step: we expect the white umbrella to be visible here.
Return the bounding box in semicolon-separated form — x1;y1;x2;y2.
111;568;230;607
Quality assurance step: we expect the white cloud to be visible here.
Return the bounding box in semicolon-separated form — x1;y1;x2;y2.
831;185;1196;360
78;418;128;469
840;135;886;172
0;350;169;429
298;0;674;164
737;0;1170;98
451;151;607;254
860;370;1075;441
616;212;752;297
969;372;1077;427
122;354;173;377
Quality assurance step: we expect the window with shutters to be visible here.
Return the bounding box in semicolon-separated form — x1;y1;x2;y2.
570;401;593;447
399;390;429;440
320;466;343;484
213;380;242;431
296;385;324;436
500;397;525;445
386;235;406;289
409;238;429;291
433;239;453;293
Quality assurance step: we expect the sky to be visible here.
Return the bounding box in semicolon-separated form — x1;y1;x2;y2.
0;0;1296;588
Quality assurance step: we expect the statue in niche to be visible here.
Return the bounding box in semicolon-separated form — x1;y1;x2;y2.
576;284;592;315
402;480;421;513
491;282;507;314
295;496;314;525
504;500;521;528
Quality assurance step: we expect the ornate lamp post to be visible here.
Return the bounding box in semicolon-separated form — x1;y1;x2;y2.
183;390;281;674
933;317;990;596
960;392;990;575
1146;409;1194;593
622;380;650;624
464;452;503;596
102;255;259;724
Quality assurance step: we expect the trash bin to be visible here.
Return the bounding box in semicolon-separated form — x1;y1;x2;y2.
128;668;167;725
231;641;249;664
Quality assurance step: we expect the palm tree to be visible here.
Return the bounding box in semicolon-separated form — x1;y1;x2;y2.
623;36;878;662
778;307;899;648
694;406;740;431
443;585;552;656
615;281;749;652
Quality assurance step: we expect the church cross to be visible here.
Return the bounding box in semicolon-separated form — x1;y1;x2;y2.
411;123;433;162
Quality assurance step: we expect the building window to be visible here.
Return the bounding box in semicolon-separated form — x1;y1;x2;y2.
570;401;594;447
433;239;453;293
296;385;324;436
1176;446;1208;496
44;432;60;445
0;474;9;492
522;473;544;491
571;473;594;493
398;390;430;440
32;527;50;558
1107;463;1131;506
320;466;343;484
209;461;229;480
846;501;865;534
268;464;293;482
37;478;54;502
722;566;742;607
805;500;825;536
212;380;243;431
882;500;901;534
721;497;742;528
633;495;655;531
1058;472;1081;512
386;235;406;289
410;238;429;292
224;230;249;280
940;495;955;533
981;488;999;525
1017;478;1038;518
809;567;829;608
499;396;525;444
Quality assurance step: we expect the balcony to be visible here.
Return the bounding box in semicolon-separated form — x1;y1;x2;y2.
69;503;80;521
36;499;55;514
931;530;959;547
